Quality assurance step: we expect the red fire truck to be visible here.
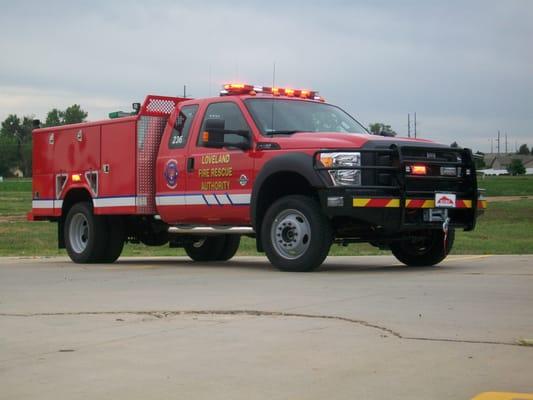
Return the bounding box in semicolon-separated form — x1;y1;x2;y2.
28;83;486;271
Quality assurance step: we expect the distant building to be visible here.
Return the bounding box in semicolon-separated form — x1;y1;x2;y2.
480;154;533;175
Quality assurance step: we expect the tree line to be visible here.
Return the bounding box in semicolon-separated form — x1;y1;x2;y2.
0;105;87;177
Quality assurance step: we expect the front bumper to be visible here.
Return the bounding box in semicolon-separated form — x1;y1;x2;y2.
315;143;485;232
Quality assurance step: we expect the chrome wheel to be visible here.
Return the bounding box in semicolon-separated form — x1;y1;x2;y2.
69;213;89;254
270;208;311;260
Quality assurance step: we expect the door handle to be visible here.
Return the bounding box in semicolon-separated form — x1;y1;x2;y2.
187;157;194;172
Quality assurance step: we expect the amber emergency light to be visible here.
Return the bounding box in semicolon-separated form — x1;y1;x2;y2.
220;83;324;101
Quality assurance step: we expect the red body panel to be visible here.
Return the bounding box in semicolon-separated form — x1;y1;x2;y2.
30;96;185;219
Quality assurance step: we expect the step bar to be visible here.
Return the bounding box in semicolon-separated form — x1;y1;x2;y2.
168;226;254;235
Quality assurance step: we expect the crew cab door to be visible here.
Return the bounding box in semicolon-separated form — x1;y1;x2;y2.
155;104;199;223
184;100;254;224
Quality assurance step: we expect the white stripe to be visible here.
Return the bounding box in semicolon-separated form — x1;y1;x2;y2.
215;194;231;205
229;194;251;205
186;195;206;206
156;195;186;206
54;200;63;209
204;194;218;205
32;200;54;209
93;197;136;208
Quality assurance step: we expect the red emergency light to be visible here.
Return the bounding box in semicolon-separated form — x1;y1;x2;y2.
220;83;324;101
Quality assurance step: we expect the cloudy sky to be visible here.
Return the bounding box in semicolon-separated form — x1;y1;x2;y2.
1;0;532;152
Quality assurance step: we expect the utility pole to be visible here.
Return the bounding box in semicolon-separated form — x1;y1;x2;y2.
491;138;493;154
505;133;508;154
496;130;500;154
414;112;417;138
407;113;411;138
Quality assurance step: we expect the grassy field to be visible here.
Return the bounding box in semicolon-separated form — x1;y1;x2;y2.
478;175;533;196
0;177;532;257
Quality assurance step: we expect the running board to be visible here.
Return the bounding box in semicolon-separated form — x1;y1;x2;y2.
168;226;254;235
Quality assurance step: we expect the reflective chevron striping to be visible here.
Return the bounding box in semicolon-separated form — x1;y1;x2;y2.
353;198;479;209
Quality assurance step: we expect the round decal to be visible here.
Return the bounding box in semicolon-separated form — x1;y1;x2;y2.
239;174;249;186
164;159;179;189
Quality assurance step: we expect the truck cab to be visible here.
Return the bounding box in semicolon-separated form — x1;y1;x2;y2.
29;83;486;271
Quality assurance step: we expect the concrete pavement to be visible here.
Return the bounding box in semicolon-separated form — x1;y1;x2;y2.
1;255;532;399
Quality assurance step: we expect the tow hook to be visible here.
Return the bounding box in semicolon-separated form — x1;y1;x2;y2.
442;217;450;253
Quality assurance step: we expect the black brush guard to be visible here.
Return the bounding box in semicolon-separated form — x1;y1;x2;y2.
314;143;480;232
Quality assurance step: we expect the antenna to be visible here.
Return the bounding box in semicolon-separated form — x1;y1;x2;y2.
271;61;276;131
183;85;187;98
209;64;212;97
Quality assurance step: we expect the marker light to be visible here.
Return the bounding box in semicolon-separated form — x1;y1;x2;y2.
71;174;82;182
410;165;427;175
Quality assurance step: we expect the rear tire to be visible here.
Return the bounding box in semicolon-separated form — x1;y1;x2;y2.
99;216;125;263
64;202;107;263
185;236;226;262
391;229;455;267
216;235;241;261
261;195;332;272
184;235;241;262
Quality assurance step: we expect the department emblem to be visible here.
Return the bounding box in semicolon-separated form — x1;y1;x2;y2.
164;159;178;189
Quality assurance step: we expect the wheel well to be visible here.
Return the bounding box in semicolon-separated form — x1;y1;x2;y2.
254;172;316;251
58;188;93;248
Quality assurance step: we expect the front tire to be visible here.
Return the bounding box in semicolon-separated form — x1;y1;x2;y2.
64;202;107;263
391;229;455;267
261;195;332;272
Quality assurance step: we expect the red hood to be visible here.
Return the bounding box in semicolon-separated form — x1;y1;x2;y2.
271;132;436;150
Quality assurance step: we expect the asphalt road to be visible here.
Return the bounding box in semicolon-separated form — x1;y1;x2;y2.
1;255;532;400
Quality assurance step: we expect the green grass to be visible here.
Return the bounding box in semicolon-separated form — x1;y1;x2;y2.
0;178;532;256
479;175;533;196
0;178;32;192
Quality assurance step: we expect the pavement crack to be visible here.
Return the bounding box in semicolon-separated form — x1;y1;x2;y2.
1;310;528;348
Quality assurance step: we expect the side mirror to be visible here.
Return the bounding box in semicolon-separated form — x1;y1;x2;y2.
203;119;251;150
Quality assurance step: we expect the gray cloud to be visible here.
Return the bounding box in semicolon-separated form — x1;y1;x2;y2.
1;0;532;151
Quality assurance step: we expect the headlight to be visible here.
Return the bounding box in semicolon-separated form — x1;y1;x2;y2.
319;152;361;186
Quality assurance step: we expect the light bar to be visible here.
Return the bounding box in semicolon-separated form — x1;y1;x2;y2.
220;83;323;101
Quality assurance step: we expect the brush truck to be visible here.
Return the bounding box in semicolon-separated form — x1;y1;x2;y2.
28;83;486;271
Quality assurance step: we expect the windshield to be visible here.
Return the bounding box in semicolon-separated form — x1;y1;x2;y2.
244;98;368;135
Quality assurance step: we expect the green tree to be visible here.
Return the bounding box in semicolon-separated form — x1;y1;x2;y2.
0;114;33;176
44;104;87;126
44;108;64;127
63;104;88;125
369;122;396;137
0;136;18;176
517;144;530;155
507;159;526;176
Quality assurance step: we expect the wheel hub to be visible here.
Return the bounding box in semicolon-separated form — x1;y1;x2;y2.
69;213;89;254
271;209;311;260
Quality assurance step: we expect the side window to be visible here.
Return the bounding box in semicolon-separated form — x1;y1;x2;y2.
198;102;250;147
168;104;199;149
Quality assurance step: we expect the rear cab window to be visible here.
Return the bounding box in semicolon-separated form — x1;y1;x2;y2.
168;104;199;149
